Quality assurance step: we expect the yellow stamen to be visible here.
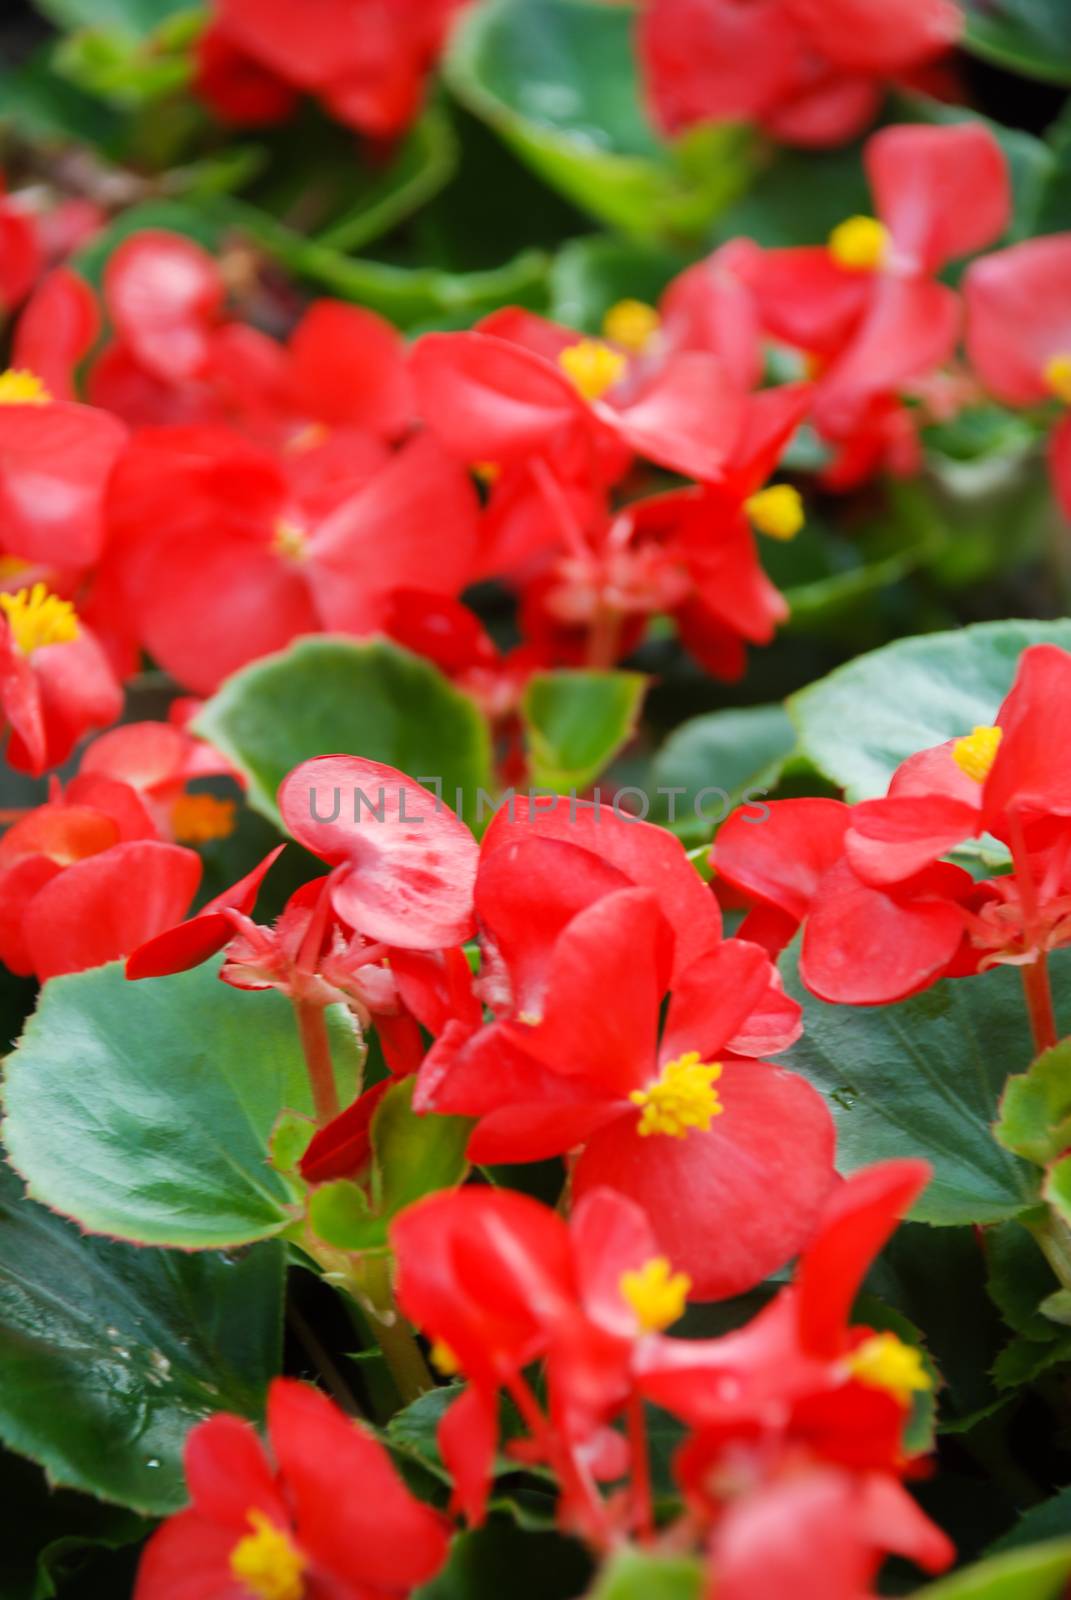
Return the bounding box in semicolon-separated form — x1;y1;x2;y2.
745;484;805;541
229;1510;306;1600
0;368;51;406
0;583;79;654
430;1339;462;1377
558;339;627;403
1044;353;1071;405
630;1052;723;1139
847;1332;933;1407
473;460;501;485
951;724;1002;784
272;520;307;562
620;1256;692;1333
170;792;237;844
828;216;890;272
603;299;661;356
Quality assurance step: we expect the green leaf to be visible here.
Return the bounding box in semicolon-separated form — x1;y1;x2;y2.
914;1539;1071;1599
522;670;647;793
992;1488;1071;1552
2;962;362;1249
314;110;458;254
35;0;195;36
0;1162;283;1513
996;1042;1071;1167
714;139;869;248
1044;1154;1071;1230
788;619;1071;803
0;50;126;152
549;234;686;332
371;1078;471;1222
195;637;493;830
415;1520;593;1600
962;0;1071;85
1;1447;143;1600
587;1548;702;1600
308;1180;382;1253
650;703;797;845
781;941;1053;1226
446;0;755;239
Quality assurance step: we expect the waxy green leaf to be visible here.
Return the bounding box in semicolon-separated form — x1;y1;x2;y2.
789;619;1071;803
522;670;647;794
0;1163;283;1514
446;0;754;239
196;637;493;830
781;943;1058;1225
2;962;362;1249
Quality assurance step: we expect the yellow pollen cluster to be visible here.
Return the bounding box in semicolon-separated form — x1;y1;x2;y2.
473;460;501;485
430;1339;462;1377
559;339;627;403
630;1052;723;1139
828;215;890;272
229;1510;306;1600
952;723;1003;784
603;299;661;355
1044;353;1071;405
170;792;238;844
745;484;805;541
847;1332;933;1407
272;520;308;562
620;1256;692;1333
0;368;51;406
0;583;80;655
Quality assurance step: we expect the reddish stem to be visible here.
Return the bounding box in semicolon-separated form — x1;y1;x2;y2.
1007;807;1058;1055
1020;958;1058;1056
292;997;340;1125
627;1391;654;1543
505;1372;614;1552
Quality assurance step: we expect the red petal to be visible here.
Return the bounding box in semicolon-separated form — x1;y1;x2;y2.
279;756;478;948
868;122;1010;275
573;1060;836;1300
24;840;202;981
104;232;222;382
268;1380;448;1590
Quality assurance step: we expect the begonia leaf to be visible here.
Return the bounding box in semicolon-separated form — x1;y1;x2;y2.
782;940;1054;1225
0;1162;283;1514
995;1041;1071;1167
196;637;493;831
789;619;1071;803
446;0;755;240
914;1539;1071;1599
521;670;648;794
2;961;361;1248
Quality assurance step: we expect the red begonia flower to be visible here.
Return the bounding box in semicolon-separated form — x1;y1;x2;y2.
105;423;478;693
0;385;128;570
411;311;746;484
194;21;299;125
708;1466;954;1600
279;756;478;949
126;845;285;980
134;1379;448;1600
1;585;124;776
12;268;99;403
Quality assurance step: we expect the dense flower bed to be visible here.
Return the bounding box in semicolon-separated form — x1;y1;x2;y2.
3;1;1071;1597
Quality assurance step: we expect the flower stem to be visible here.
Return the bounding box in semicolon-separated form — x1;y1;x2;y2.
505;1372;614;1552
1007;807;1058;1055
1020;956;1058;1056
627;1392;654;1543
347;1253;434;1407
292;998;340;1125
